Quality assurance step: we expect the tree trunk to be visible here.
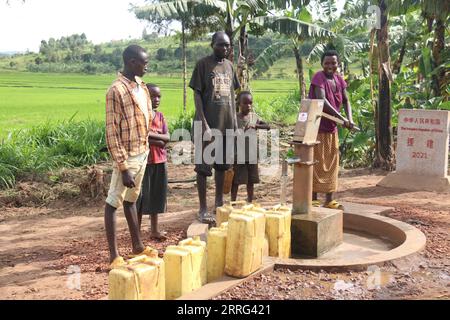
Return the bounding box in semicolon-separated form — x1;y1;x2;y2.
225;7;234;63
393;39;406;74
237;25;249;92
293;46;306;99
182;20;187;113
374;0;394;171
361;60;367;78
369;29;376;112
343;61;349;77
369;30;379;167
432;18;445;97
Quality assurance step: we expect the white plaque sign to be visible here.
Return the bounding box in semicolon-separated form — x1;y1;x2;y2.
396;109;449;177
378;109;450;192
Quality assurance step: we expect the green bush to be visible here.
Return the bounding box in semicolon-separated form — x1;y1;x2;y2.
168;110;195;134
254;90;300;125
338;78;376;168
0;119;109;189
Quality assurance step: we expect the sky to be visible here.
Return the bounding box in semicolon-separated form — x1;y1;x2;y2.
0;0;348;53
0;0;149;52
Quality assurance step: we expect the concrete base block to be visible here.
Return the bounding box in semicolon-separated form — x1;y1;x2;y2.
291;207;343;258
187;221;209;242
378;172;450;192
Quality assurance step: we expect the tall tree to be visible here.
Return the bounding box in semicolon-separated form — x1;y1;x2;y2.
253;8;335;99
389;0;449;98
211;0;270;93
374;0;394;170
231;1;313;92
328;0;395;169
134;0;225;113
306;0;372;77
221;0;266;63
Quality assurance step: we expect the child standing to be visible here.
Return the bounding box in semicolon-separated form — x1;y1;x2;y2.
231;91;270;203
136;84;170;240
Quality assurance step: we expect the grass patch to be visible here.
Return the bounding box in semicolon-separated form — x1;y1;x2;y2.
0;86;302;189
0;119;108;189
0;72;303;189
0;72;298;137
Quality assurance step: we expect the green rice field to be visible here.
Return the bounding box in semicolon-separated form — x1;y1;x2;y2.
0;71;298;137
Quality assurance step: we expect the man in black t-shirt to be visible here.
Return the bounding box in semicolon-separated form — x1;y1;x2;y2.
189;31;240;224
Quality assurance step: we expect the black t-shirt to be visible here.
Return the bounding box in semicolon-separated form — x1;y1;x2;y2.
189;55;240;133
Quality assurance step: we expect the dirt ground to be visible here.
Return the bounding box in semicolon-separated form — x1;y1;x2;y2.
0;161;449;300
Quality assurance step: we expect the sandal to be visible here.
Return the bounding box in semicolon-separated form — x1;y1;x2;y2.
197;213;216;225
324;200;344;210
150;231;168;241
109;256;126;269
312;200;321;207
128;246;158;259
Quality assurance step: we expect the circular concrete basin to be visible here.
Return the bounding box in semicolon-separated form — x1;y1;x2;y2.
273;204;427;271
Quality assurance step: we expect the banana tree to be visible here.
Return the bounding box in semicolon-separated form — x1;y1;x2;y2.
372;0;395;170
134;0;226;113
223;0;312;61
371;0;449;168
306;0;372;76
314;0;394;170
136;0;271;99
210;1;309;91
253;8;335;99
388;0;449;98
213;0;270;92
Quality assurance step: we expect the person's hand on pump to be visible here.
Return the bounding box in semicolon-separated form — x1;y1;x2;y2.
344;119;355;130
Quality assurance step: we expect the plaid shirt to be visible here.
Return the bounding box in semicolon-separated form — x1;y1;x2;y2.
106;73;152;171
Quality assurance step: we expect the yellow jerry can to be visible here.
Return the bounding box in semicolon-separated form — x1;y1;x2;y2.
207;226;228;283
242;203;265;214
265;206;292;259
108;262;160;300
178;237;207;287
272;204;291;213
163;245;193;300
224;208;266;278
126;254;165;300
220;222;229;229
242;208;266;268
216;201;247;226
263;234;269;258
